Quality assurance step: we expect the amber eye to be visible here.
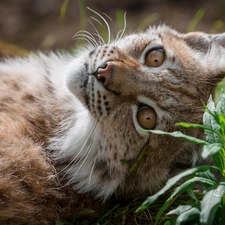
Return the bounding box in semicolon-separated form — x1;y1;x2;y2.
145;48;165;67
137;106;157;130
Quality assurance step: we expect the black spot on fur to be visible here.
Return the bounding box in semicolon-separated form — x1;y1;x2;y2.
1;97;14;104
22;93;37;103
95;160;107;171
89;50;95;56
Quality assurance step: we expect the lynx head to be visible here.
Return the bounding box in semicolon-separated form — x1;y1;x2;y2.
61;23;225;199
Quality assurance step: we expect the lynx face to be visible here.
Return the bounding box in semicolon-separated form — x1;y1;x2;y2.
60;25;225;199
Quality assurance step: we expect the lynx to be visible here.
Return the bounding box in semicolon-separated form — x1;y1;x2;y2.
0;19;225;224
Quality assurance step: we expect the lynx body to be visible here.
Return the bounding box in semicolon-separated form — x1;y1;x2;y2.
0;25;225;224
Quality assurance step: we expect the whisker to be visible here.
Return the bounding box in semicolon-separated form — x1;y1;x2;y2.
119;11;127;40
102;12;113;22
88;19;105;45
115;30;123;43
90;16;103;26
73;37;96;47
87;7;111;44
115;12;127;44
93;33;105;46
62;139;94;187
73;30;98;47
58;119;97;178
89;155;97;184
74;141;93;176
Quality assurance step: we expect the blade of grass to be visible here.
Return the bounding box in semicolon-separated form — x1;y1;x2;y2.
136;13;159;31
93;205;119;225
176;122;223;141
145;129;207;145
59;0;70;23
187;9;205;32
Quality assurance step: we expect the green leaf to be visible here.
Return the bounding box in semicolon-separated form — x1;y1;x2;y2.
202;143;222;159
205;95;216;112
219;114;225;136
216;90;225;115
176;122;206;129
56;218;69;225
177;122;223;141
146;130;207;145
203;96;221;144
168;206;200;225
200;183;225;225
136;165;219;213
152;176;214;222
186;187;198;201
167;205;193;216
154;196;173;225
164;219;177;225
164;221;173;225
212;154;224;173
71;208;95;222
171;177;215;198
196;169;218;184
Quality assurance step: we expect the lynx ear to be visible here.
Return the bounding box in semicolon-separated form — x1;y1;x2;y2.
184;32;225;53
184;32;225;82
210;33;225;48
183;32;211;53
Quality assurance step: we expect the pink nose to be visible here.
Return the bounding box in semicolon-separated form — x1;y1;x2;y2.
97;62;113;86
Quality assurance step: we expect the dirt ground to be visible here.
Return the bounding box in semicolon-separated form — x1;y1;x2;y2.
0;0;225;55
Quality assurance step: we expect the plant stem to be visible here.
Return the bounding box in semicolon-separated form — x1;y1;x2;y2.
127;145;149;177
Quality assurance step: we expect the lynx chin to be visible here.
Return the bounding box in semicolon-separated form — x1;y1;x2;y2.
0;18;225;224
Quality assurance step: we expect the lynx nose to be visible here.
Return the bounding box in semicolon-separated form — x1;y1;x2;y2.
97;62;113;86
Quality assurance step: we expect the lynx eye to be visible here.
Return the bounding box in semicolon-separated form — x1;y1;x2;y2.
137;106;157;129
145;48;165;67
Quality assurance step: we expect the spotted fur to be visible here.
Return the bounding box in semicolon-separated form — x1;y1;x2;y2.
1;25;225;224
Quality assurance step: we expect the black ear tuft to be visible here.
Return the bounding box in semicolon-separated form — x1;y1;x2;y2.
183;31;225;84
183;32;211;53
210;33;225;48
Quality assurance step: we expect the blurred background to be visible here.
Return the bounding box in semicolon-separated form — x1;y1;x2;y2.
1;0;225;57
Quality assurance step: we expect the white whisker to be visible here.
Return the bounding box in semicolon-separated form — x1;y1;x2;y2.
102;12;113;22
88;19;105;45
73;37;95;47
89;156;97;184
90;16;103;26
93;33;105;45
59;120;97;177
119;11;127;41
115;11;127;44
115;30;123;43
63;140;93;187
87;7;111;44
73;30;98;47
74;141;93;176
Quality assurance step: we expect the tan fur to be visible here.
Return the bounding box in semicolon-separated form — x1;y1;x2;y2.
0;68;101;224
